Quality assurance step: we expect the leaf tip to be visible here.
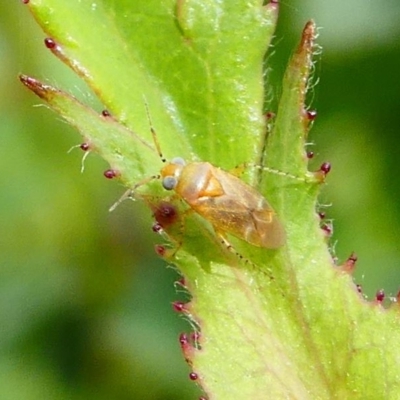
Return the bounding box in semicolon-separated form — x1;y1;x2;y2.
79;142;91;152
19;74;57;100
179;332;198;366
291;20;318;74
103;168;120;180
101;109;112;118
313;161;332;182
172;301;187;313
356;284;363;295
301;20;317;49
374;289;385;304
154;244;177;259
44;37;57;50
339;252;358;274
321;222;333;238
189;372;199;381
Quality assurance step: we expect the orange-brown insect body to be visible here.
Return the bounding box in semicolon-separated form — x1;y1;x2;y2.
160;160;285;249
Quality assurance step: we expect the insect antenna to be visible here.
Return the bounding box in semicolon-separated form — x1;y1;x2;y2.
256;165;308;182
235;162;309;183
143;98;167;163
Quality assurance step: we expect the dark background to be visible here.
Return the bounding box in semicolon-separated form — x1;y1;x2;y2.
1;1;399;399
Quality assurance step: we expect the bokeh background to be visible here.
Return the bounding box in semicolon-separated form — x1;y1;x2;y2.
1;1;400;399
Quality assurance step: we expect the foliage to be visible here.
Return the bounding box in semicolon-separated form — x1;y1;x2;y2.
15;0;400;398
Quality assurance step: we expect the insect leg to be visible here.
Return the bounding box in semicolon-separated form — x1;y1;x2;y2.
215;231;254;265
214;231;274;279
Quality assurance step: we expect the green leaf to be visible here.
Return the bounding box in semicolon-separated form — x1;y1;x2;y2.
28;0;277;168
21;1;400;398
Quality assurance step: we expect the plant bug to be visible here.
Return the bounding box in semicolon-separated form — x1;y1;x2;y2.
112;103;287;251
159;158;286;248
148;103;287;249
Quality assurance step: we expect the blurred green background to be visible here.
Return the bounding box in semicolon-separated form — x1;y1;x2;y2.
1;1;400;399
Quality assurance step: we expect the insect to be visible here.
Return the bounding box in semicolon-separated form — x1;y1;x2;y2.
159;157;286;249
111;104;286;251
145;103;286;250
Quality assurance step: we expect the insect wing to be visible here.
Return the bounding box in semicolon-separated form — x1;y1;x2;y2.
192;167;285;248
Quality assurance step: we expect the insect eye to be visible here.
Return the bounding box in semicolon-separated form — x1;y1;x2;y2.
162;176;177;190
171;157;186;166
